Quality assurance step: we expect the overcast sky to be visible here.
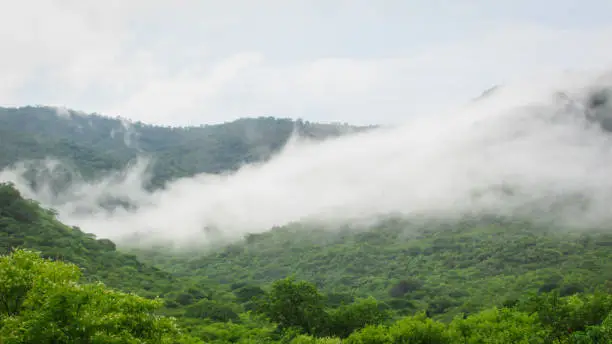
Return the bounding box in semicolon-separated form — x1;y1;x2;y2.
1;0;612;126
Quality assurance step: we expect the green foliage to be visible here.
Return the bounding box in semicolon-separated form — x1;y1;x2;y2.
291;334;343;344
0;182;174;296
6;108;612;342
344;325;393;344
151;218;612;320
0;106;371;190
517;291;612;343
0;249;201;343
184;299;240;322
255;278;389;338
258;277;328;335
0;249;81;317
449;308;545;343
345;313;452;344
389;314;453;344
569;311;612;343
326;297;391;338
7;180;612;342
6;196;612;343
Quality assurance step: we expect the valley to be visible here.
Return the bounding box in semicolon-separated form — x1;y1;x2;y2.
3;103;612;343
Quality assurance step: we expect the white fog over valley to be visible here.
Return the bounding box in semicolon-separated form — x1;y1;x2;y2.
8;2;612;343
4;70;612;246
2;1;612;248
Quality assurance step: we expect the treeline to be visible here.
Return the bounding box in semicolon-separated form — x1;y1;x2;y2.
133;218;612;321
0;249;201;343
256;278;612;343
0;106;371;190
6;177;612;343
2;249;612;343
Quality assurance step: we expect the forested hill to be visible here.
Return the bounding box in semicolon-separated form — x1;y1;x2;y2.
7;102;612;343
0;182;175;297
6;180;612;342
0;105;372;188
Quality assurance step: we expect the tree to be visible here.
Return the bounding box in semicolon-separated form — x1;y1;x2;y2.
389;313;452;344
389;278;422;298
0;249;202;343
345;325;393;344
258;277;327;335
449;308;546;343
0;248;81;317
184;299;240;322
327;297;390;338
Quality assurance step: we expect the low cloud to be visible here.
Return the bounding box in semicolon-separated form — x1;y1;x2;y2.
4;70;612;247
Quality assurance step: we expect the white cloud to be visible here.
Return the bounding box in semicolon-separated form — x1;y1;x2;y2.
6;69;612;247
0;1;612;125
115;23;612;126
4;1;612;247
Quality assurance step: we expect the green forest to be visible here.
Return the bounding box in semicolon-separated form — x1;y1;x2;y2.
3;107;612;343
0;106;371;190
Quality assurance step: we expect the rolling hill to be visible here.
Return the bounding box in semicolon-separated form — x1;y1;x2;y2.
4;104;612;342
5;179;612;343
131;217;612;320
0;106;372;190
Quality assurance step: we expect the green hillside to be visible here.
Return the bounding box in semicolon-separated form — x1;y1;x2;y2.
0;106;371;189
132;218;612;319
0;182;175;297
5;183;612;342
5;107;612;342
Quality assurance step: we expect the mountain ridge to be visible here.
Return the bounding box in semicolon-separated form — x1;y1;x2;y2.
0;105;374;190
5;98;612;341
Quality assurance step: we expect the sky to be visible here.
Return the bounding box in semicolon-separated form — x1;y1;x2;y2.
1;0;612;126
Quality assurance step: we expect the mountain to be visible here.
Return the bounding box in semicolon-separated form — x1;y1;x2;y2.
5;104;612;342
0;106;373;189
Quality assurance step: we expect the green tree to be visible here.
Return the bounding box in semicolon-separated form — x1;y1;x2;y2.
388;313;452;344
569;310;612;343
327;297;390;338
449;307;546;344
345;325;393;344
520;291;612;343
0;249;201;343
184;299;240;322
259;277;327;335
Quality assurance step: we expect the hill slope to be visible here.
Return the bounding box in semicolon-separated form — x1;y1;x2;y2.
5;105;612;342
0;182;174;296
0;106;372;189
132;218;612;320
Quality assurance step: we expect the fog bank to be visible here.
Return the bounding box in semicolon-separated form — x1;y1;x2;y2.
3;70;612;246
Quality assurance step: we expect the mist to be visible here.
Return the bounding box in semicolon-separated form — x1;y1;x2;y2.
4;69;612;247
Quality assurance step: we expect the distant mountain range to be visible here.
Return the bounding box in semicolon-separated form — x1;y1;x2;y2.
0;106;374;189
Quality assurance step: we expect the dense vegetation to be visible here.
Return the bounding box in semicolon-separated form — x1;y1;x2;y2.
0;106;370;190
131;217;612;323
0;249;202;343
0;182;175;297
4;107;612;342
5;180;612;343
165;219;612;318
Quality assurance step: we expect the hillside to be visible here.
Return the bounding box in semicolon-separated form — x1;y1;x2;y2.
5;182;612;342
5;104;612;342
132;218;612;319
0;182;174;297
0;106;372;189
